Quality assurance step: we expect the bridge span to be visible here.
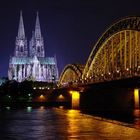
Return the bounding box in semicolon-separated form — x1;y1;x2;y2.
55;16;140;111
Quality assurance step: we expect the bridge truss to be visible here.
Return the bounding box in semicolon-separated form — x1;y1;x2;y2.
59;16;140;85
59;64;84;86
82;16;140;83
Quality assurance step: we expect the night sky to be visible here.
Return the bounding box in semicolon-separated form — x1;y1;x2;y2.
0;0;140;77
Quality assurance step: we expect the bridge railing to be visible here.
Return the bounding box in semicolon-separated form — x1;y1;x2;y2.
59;67;140;87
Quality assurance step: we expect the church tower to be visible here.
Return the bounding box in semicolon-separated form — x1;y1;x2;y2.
15;11;28;57
8;11;59;82
29;12;45;57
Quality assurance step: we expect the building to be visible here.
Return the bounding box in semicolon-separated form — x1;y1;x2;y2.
8;11;59;82
0;78;6;86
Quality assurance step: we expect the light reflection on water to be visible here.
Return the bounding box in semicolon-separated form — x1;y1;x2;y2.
134;109;140;128
0;107;140;140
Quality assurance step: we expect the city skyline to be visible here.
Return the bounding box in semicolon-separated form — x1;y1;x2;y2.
0;0;140;77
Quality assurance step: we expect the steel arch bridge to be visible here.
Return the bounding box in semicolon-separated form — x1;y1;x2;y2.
59;64;84;86
82;16;140;83
59;16;140;85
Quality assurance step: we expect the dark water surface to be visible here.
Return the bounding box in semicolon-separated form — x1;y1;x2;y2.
0;107;140;140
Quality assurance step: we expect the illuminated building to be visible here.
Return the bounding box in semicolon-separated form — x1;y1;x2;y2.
8;11;59;82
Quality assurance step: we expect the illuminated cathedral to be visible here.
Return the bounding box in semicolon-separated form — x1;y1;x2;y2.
8;12;59;82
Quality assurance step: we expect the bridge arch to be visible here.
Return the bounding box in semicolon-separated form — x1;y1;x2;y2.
59;64;84;86
82;16;140;83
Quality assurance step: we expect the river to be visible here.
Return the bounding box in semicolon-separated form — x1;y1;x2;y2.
0;107;140;140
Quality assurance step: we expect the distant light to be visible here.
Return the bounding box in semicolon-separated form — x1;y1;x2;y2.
28;94;31;97
27;106;32;112
6;106;10;110
59;106;64;109
58;94;64;100
40;106;45;110
39;95;46;101
33;87;36;90
40;95;44;98
116;70;119;73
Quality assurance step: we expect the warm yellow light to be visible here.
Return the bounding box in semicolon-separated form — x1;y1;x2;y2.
40;106;45;110
66;109;80;134
40;95;44;98
39;95;46;101
72;91;80;99
70;91;80;109
134;89;139;109
58;94;65;100
59;106;64;109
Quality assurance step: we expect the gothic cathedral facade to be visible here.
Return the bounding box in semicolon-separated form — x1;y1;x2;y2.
8;12;59;82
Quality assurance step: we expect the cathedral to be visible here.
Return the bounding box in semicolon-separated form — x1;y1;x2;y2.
8;12;59;82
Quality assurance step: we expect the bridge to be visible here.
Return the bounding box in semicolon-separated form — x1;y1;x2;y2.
55;16;140;111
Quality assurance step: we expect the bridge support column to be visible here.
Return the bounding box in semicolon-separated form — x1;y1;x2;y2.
70;91;80;109
134;89;139;109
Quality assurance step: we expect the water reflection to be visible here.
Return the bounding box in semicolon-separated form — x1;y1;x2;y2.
134;109;140;128
134;109;140;118
0;107;140;139
40;106;45;110
65;109;140;139
66;110;80;139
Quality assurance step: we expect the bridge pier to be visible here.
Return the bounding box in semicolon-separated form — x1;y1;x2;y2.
54;77;140;111
70;91;80;109
80;85;134;112
134;88;139;109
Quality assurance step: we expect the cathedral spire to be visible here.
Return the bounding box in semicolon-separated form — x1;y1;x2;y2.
29;11;45;57
18;11;25;38
15;11;28;57
35;11;41;38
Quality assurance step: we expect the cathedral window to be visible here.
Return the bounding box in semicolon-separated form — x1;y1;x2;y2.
37;47;40;52
21;46;23;52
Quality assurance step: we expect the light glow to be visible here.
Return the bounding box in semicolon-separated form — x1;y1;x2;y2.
6;106;10;110
27;106;32;112
58;94;64;100
39;94;46;102
134;89;139;109
40;106;45;110
70;91;80;109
